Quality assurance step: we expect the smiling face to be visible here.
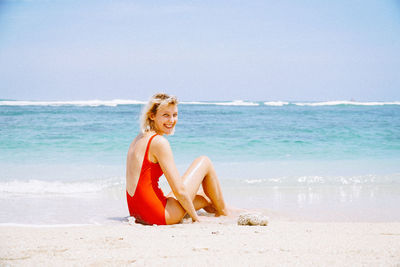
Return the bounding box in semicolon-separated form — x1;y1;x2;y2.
150;104;178;135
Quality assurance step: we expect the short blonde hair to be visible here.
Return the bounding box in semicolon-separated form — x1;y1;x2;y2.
140;93;178;133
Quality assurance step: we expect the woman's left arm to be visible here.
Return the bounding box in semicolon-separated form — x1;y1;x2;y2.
152;136;200;222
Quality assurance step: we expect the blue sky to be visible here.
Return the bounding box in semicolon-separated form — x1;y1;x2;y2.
0;0;399;101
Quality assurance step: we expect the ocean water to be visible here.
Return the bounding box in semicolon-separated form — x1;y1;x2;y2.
1;100;399;224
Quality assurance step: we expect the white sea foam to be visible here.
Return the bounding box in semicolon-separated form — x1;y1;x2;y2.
242;173;400;186
180;101;211;105
0;99;146;107
263;101;289;106
181;100;259;106
0;99;259;106
0;223;95;227
294;101;400;106
2;99;398;107
212;100;259;106
0;179;121;195
297;176;325;184
244;179;264;184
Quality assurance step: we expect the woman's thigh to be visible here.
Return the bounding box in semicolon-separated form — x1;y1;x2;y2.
181;156;211;199
164;194;212;224
164;197;186;225
166;156;210;200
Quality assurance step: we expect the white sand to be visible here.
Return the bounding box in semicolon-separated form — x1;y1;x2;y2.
1;216;400;266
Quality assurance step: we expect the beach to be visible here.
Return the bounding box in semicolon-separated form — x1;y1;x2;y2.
2;0;400;264
2;218;400;266
1;100;400;266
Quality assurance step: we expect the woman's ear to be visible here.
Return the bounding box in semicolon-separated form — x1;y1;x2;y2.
149;112;155;120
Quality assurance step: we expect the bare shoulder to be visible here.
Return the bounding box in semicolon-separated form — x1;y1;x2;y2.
151;135;171;150
148;135;173;163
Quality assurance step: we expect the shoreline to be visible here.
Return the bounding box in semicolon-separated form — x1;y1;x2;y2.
2;183;400;225
1;217;400;266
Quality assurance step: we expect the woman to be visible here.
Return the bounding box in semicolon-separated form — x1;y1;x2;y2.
126;93;229;225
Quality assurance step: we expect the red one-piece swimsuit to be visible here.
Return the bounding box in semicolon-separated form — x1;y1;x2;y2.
126;134;167;225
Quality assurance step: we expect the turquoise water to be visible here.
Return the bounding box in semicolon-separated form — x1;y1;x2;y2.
2;101;399;164
1;100;400;224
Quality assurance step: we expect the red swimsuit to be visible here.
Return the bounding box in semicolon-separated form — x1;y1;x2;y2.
126;134;167;225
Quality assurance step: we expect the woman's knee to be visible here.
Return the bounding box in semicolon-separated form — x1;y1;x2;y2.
196;155;211;166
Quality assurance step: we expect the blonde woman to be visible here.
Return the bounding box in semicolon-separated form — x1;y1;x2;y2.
126;93;228;225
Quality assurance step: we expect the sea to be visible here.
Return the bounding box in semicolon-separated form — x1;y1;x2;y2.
1;99;399;225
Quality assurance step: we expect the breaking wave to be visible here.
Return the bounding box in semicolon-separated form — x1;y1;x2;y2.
0;99;146;107
181;100;259;106
243;173;400;186
0;179;123;195
263;101;400;107
293;101;400;106
263;101;289;106
2;100;399;107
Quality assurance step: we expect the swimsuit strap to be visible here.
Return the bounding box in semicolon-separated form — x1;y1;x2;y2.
143;134;158;163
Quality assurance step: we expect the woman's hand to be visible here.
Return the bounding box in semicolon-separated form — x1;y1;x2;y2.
192;215;200;223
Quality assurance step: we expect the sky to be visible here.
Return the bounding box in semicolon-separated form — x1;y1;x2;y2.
0;0;400;101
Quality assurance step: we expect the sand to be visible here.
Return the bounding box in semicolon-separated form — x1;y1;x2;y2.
1;215;400;267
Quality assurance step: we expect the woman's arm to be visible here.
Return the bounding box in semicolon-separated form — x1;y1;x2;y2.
151;136;200;222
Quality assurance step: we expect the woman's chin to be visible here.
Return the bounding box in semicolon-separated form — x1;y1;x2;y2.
164;128;175;135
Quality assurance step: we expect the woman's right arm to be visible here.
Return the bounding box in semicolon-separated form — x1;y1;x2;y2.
152;136;200;222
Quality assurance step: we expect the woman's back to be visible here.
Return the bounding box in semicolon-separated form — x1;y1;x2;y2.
126;133;155;197
126;133;168;225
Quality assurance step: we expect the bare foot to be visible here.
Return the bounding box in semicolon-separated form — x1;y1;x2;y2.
203;204;217;214
216;206;248;217
215;207;230;217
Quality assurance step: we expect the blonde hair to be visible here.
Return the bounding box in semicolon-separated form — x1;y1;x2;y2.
140;93;178;133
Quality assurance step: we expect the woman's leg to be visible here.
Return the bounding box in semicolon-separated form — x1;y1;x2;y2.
165;156;228;224
193;157;228;216
165;194;214;224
